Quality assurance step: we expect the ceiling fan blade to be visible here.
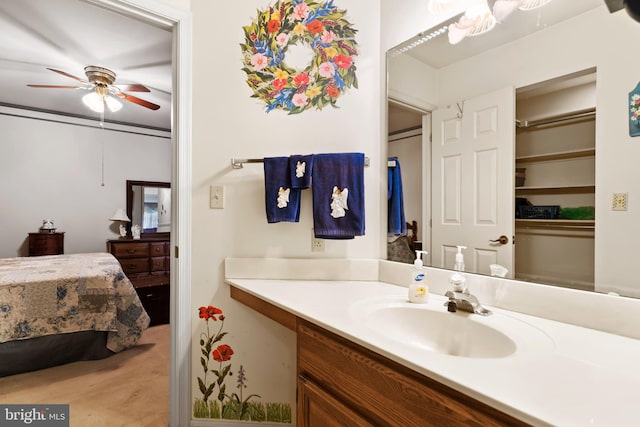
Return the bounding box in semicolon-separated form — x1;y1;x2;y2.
27;84;82;89
46;68;87;83
114;84;150;93
117;93;160;110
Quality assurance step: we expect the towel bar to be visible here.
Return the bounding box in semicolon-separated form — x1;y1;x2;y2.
231;157;371;169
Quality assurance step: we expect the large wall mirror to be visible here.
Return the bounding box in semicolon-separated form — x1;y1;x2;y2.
386;1;640;298
126;180;171;239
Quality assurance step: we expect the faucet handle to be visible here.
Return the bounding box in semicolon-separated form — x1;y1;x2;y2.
446;300;457;313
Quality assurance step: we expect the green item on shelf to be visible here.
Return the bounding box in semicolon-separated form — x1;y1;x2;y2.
558;206;595;220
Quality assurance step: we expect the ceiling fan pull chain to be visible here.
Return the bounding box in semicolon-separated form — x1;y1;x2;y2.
100;117;105;187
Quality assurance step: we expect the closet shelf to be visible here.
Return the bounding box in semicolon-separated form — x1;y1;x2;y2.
515;185;595;195
516;148;595;163
516;219;594;228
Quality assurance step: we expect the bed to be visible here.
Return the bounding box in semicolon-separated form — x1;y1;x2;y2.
0;252;150;376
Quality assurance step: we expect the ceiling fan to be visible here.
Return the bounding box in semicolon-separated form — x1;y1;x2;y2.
27;66;160;113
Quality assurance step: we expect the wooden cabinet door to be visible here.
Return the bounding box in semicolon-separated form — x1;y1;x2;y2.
297;376;373;427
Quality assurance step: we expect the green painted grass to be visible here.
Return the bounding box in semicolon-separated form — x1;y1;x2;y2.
193;399;292;423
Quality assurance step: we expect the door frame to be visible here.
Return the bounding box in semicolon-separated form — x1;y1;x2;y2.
89;1;192;426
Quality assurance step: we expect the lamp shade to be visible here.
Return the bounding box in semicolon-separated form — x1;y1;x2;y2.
110;208;131;222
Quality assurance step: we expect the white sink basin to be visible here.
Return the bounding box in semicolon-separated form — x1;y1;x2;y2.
349;296;554;358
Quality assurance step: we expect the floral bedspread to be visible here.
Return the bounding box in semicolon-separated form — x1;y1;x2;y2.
0;252;150;352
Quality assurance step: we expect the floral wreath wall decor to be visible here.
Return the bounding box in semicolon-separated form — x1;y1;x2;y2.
241;0;359;114
629;81;640;137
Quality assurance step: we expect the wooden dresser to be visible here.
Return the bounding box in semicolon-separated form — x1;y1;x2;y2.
107;238;170;325
28;232;64;256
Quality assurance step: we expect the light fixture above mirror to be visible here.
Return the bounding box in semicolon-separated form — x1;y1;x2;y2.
428;0;554;44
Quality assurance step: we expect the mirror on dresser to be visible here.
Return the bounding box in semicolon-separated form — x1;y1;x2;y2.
113;180;171;325
385;1;640;298
126;180;171;239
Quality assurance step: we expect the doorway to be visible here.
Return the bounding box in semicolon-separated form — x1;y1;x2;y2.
387;101;431;265
514;70;597;291
88;1;192;426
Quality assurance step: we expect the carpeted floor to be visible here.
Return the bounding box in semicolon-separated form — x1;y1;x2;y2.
0;324;170;427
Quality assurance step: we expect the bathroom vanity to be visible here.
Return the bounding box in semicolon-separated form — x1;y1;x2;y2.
225;258;640;427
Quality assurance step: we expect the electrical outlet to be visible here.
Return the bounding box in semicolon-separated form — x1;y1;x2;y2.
612;192;628;211
311;229;325;252
210;185;224;209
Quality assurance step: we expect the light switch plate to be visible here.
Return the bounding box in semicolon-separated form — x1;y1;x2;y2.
210;185;224;209
612;192;628;211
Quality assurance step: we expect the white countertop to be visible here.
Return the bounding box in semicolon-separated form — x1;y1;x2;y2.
226;278;640;427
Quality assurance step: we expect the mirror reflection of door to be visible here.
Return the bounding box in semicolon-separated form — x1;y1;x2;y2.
431;86;515;277
157;188;171;232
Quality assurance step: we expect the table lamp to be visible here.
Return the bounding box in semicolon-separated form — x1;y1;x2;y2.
110;208;131;238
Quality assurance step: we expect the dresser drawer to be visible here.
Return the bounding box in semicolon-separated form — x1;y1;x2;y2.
150;256;167;272
118;257;149;274
110;242;150;258
31;236;58;251
150;242;168;256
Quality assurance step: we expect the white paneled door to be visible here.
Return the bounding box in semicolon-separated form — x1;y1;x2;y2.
431;86;515;277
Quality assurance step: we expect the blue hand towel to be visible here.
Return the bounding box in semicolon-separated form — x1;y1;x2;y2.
289;154;314;189
312;153;365;239
264;157;301;223
388;157;406;235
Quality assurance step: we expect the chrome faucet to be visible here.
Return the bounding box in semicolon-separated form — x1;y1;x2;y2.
444;289;492;316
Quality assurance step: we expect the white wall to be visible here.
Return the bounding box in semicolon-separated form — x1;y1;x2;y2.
190;0;382;419
0;107;171;257
387;53;439;110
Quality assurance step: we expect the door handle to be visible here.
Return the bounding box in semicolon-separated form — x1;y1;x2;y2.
489;235;509;245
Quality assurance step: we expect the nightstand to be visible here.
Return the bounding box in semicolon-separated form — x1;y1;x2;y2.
28;232;64;256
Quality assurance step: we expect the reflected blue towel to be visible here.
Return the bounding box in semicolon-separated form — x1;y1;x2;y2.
312;153;365;239
388;157;406;234
289;154;314;189
264;157;301;223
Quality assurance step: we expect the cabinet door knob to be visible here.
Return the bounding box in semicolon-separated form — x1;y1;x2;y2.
489;235;509;245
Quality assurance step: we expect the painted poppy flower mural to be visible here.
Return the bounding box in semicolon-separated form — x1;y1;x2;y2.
194;305;291;422
241;0;359;114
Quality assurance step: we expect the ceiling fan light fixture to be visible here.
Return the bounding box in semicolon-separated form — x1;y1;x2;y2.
465;1;497;36
105;95;123;112
518;0;552;12
82;91;122;113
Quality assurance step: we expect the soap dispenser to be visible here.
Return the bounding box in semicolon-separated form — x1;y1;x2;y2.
409;250;429;303
449;246;467;293
454;245;467;271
